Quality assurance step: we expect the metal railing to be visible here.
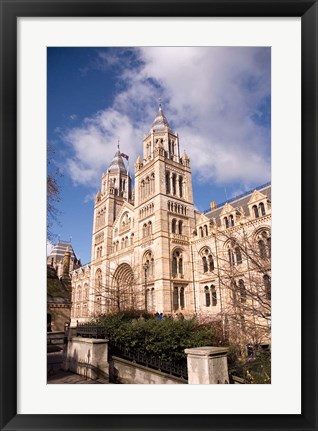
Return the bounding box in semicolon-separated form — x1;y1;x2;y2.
76;323;188;380
110;343;188;380
77;323;107;339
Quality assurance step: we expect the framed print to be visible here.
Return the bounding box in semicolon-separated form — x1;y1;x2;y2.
0;0;317;430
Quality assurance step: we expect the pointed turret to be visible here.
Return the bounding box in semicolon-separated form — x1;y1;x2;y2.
108;150;127;174
151;103;173;133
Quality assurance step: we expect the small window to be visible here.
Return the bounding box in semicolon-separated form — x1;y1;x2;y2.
178;220;183;235
224;217;229;229
228;249;235;266
172;219;177;234
202;256;208;273
180;287;185;309
259;202;266;216
229;215;234;227
235;246;242;264
178;257;183;275
173;287;179;310
258;240;267;258
253;205;259;218
208;255;214;271
239;279;246;303
166;172;170;194
205;286;211;306
211;285;217;306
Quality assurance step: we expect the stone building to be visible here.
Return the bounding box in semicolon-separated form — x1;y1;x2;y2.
47;240;81;278
47;243;81;331
70;105;271;346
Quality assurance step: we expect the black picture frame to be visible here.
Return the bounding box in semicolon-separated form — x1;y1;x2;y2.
1;1;317;430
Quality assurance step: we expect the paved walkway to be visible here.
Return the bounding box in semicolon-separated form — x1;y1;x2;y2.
47;351;109;384
48;369;107;384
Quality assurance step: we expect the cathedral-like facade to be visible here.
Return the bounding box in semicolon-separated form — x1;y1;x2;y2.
70;105;271;345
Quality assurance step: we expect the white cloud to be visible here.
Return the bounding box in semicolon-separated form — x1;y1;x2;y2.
47;240;54;256
62;47;270;189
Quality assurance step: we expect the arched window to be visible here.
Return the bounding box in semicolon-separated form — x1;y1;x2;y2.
143;223;147;237
224;217;229;229
179;176;183;198
166;172;170;194
235;246;242;264
205;286;211;306
172;257;177;276
208;255;214;271
228;249;235;266
204;225;208;236
178;220;183;235
172;250;183;277
229;215;235;227
178;257;183;275
239;279;246;303
258;240;267;258
121;238;125;249
253;205;259;218
259;202;266;216
199;226;203;237
124;237;128;248
264;275;271;300
172;174;177;195
202;256;208;273
130;233;134;245
172;219;177;234
180;287;185;309
148;221;152;236
144;250;154;279
173;287;179;310
211;285;217;306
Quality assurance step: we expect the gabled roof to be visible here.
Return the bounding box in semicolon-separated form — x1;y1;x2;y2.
204;183;271;226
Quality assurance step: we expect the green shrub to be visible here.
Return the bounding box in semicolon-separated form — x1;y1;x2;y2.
92;312;216;363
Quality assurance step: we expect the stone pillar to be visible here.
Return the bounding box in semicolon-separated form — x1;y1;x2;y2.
63;337;109;381
185;346;229;384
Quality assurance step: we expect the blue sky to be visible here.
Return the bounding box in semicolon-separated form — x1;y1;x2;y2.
47;47;271;264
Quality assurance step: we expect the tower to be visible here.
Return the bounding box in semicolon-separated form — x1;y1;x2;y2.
91;144;132;262
134;103;196;314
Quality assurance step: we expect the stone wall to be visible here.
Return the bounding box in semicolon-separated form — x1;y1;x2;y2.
109;356;187;384
63;337;109;381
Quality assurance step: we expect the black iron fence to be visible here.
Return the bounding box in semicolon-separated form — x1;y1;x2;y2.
76;323;188;380
110;343;188;380
77;323;107;339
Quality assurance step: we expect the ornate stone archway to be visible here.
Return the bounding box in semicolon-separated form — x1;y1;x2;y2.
111;263;135;311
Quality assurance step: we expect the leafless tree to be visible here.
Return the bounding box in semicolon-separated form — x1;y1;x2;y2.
47;144;61;241
210;221;271;358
